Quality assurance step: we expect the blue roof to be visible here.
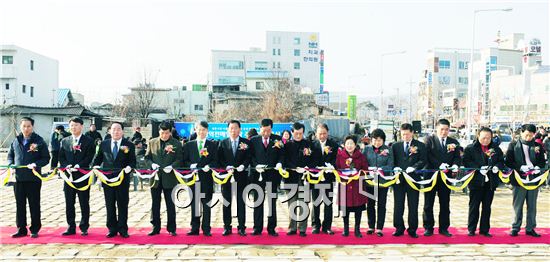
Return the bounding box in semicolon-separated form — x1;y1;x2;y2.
57;88;70;105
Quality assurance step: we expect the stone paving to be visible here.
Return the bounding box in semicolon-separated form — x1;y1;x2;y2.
1;177;549;261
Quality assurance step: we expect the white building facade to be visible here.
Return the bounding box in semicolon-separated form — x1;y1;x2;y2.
1;45;59;107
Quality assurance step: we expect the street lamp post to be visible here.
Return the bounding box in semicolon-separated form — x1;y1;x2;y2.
379;50;406;120
466;8;512;142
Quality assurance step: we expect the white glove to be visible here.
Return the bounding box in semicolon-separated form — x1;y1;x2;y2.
190;163;197;169
480;166;489;175
151;163;160;170
65;164;73;170
226;165;234;171
202;165;210;172
451;165;459;172
533;166;541;174
296;167;306;173
74;164;80;169
393;167;403;173
163;165;173;173
405;167;415;173
124;166;132;173
237;165;245;172
255;164;266;173
377;167;383;171
492;166;499;173
520;165;530;173
368;166;377;171
92;165;101;169
439;163;450;170
276;163;283;170
325;162;334;169
27;163;37;170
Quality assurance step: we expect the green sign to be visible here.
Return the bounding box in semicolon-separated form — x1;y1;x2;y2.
347;95;357;120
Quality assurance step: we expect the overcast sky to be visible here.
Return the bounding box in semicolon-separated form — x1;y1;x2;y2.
1;0;548;104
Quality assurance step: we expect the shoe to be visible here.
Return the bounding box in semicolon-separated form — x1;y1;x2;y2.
120;232;129;238
286;230;297;236
186;230;199;236
322;229;335;235
526;230;541;237
312;228;320;234
148;229;160;236
168;231;177;236
62;229;76;236
354;231;363;238
299;232;307;237
222;229;232;236
424;229;433;236
251;230;262;236
81;231;88;236
342;228;349;237
11;231;27;238
392;231;404;237
408;232;419;238
366;229;374;235
238;229;247;236
106;232;117;238
376;230;384;237
203;231;212;237
468;231;475;236
30;233;38;238
439;230;452;237
509;230;519;237
481;232;492;237
268;230;279;237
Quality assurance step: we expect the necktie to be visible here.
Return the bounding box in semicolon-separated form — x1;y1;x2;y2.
263;138;268;148
441;138;446;152
113;141;119;159
199;140;204;151
232;140;237;156
23;138;28;146
405;142;410;156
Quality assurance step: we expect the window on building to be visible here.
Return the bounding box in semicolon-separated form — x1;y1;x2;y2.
256;81;264;90
293;77;300;85
174;98;185;103
22;85;26;93
458;77;468;85
293;62;300;70
277;62;281;69
2;56;13;64
30;60;34;70
439;60;451;69
30;86;34;97
438;76;450;85
272;36;281;44
273;48;277;55
218;60;244;70
5;83;9;90
53;117;64;122
194;105;204;111
294;49;300;56
255;61;268;71
277;49;281;56
272;62;276;68
293;37;301;45
218;76;244;85
458;61;468;69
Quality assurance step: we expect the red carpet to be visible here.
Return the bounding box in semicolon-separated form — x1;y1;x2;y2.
1;227;548;245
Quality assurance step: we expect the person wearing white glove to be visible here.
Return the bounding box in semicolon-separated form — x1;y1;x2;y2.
91;122;136;238
439;163;450;171
163;165;173;173
151;163;160;170
189;163;197;170
202;165;210;172
491;166;499;174
276;163;283;170
520;165;530;173
226;165;234;171
405;167;415;173
479;166;489;175
236;165;245;172
27;163;37;170
393;167;403;173
450;165;459;173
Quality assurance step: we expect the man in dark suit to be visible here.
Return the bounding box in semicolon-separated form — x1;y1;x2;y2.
311;123;339;235
249;118;285;236
284;122;318;237
145;121;182;236
217;120;251;236
391;123;427;238
183;121;218;237
7;117;51;238
422;119;461;237
58;117;96;236
93;122;136;238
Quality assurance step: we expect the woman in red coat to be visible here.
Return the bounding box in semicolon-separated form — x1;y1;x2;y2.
336;135;369;237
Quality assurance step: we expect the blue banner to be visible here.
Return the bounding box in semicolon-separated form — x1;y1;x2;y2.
174;122;292;140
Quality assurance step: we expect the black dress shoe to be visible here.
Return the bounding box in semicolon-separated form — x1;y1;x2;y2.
222;229;232;236
286;230;297;236
323;229;335;235
439;230;453;237
30;233;38;238
526;230;541;237
408;232;419;238
251;230;262;236
120;232;130;238
354;231;363;238
376;231;384;237
81;231;88;236
366;229;374;235
299;232;307;237
62;229;76;236
468;231;476;236
424;229;433;236
268;231;279;237
312;228;320;234
106;232;117;238
203;231;212;237
509;230;519;237
148;230;160;236
11;231;27;238
238;229;247;236
392;231;404;237
342;229;349;237
168;231;177;236
481;232;492;237
186;230;199;236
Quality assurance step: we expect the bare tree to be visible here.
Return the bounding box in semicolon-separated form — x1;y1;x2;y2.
127;71;158;126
